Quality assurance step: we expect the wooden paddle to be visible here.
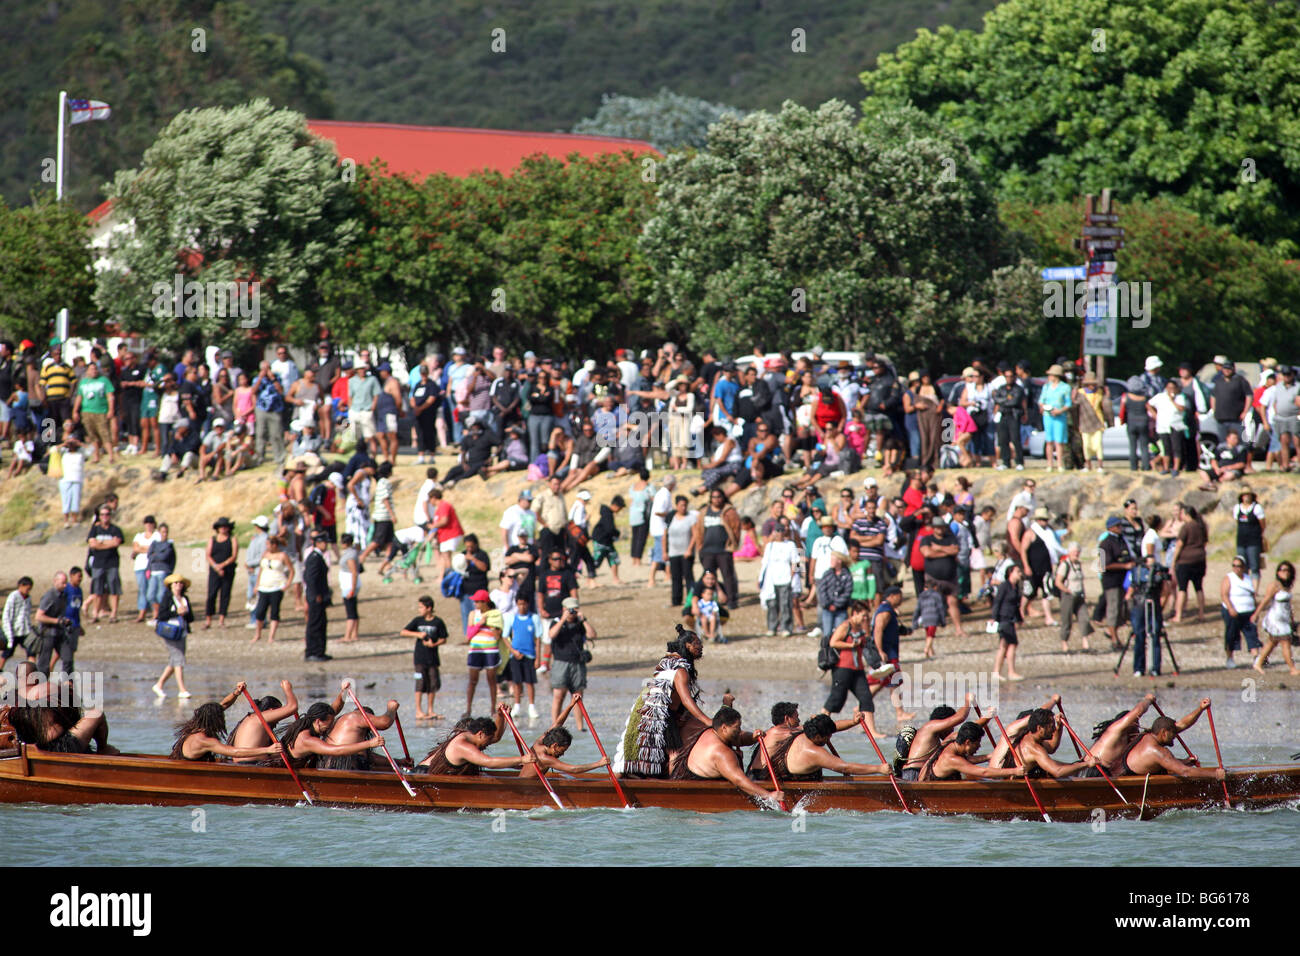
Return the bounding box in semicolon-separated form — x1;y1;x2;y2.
343;682;416;798
502;708;564;810
393;714;412;764
573;695;632;809
1055;711;1129;805
1053;700;1083;759
754;732;790;811
990;712;1052;822
1205;703;1232;808
858;716;913;814
241;686;312;805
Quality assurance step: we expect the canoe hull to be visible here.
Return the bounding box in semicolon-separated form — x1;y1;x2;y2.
1;747;1297;820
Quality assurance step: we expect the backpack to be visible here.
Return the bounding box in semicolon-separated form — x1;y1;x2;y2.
440;570;464;599
816;628;838;673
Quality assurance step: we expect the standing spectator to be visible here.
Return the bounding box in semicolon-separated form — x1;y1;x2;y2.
1232;487;1266;583
626;469;652;566
345;360;378;455
489;364;521;440
403;595;448;720
850;495;889;589
1121;375;1152;471
464;588;504;715
130;515;161;623
547;597;595;727
1212;359;1254;441
758;522;798;636
499;489;538;548
0;341;16;445
38;342;75;440
922;515;968;637
425;484;464;584
1265;365;1300;471
1099;515;1136;649
816;551;854;642
337;532;362;644
71;360;117;464
1220;555;1261;669
145;524;175;621
30;572;71;675
84;505;124;624
358;461;398;576
533;474;569;563
458;535;491;633
590;495;626;586
1;576;34;666
992;362;1026;470
991;565;1025;681
373;362;404;465
1170;503;1209;623
1149;378;1187;474
243;515;269;629
665;495;699;609
302;530;332;661
252;362;286;465
203;517;238;629
1252;561;1298;676
1054;541;1091;653
526;369;558;462
56;434;85;529
691;489;740;603
503;594;542;720
1038;364;1071;472
116;349;145;455
1076;373;1113;471
410;363;444;462
150;574;194;698
250;534;292;644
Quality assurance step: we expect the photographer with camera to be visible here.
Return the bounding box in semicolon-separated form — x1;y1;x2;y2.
1125;554;1170;677
32;571;76;676
548;597;596;728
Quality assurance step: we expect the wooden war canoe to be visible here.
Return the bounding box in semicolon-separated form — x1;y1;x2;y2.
1;742;1298;820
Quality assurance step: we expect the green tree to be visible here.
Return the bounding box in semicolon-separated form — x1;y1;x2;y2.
318;151;658;354
861;0;1300;255
95;99;358;350
641;100;1041;370
573;88;745;151
0;193;99;343
1002;197;1300;370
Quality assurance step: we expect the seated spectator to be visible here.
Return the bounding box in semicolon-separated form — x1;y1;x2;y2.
156;420;200;481
444;420;496;486
1201;430;1250;489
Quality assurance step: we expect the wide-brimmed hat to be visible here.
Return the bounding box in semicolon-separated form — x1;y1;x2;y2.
1046;364;1065;377
212;517;234;530
1081;372;1098;386
162;573;191;589
1033;506;1050;520
1238;486;1256;501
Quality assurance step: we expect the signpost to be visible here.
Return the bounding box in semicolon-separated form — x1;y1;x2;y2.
1076;190;1122;375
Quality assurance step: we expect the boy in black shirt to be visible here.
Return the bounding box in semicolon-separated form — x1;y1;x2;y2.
401;595;448;720
590;496;625;586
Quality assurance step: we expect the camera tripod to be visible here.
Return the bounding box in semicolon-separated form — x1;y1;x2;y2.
1112;595;1181;677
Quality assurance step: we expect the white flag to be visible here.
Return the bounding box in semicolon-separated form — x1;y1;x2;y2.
68;98;111;124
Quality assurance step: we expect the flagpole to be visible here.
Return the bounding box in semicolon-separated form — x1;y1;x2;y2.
56;90;66;201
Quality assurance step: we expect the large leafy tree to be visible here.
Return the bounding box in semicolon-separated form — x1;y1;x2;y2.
641;99;1041;370
0;193;99;343
861;0;1300;255
318;151;658;355
572;88;746;152
95;99;358;350
1002;197;1300;370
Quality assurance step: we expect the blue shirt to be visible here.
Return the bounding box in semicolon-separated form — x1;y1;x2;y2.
63;584;83;629
713;378;739;419
505;611;541;658
255;375;283;412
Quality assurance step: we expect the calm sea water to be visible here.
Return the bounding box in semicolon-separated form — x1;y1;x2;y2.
2;669;1297;867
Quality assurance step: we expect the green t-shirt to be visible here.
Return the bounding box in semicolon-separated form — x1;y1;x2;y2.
76;376;115;415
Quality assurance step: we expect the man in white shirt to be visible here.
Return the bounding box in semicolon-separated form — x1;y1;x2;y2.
1006;478;1037;521
413;467;439;529
759;523;799;636
647;475;675;588
616;349;639;389
809;515;850;583
270;345;300;389
499;489;537;548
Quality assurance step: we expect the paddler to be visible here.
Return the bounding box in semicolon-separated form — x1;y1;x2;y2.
524;693;611;778
1011;710;1095;777
273;701;386;770
1113;709;1224;781
321;696;402;770
918;722;1026;781
614;625;715;778
227;679;300;764
898;694;973;781
415;708;535;775
768;714;892;781
1087;695;1210;777
170;683;282;762
668;706;784;806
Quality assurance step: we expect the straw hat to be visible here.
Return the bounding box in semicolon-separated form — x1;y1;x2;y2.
162;573;191;589
1046;364;1065;377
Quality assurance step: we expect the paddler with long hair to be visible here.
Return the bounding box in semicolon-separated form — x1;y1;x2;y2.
322;696;402;770
273;701;386;770
1086;694;1210;777
415;706;534;775
170;682;282;762
613;624;715;778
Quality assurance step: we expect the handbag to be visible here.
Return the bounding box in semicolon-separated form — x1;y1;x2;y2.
155;617;187;641
47;447;63;479
567;520;589;547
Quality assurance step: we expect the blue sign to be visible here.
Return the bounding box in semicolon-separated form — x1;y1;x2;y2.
1041;266;1086;281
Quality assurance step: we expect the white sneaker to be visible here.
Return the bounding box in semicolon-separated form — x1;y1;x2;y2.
1133;671;1143;678
1224;658;1237;668
1015;464;1025;471
869;662;897;680
765;629;776;637
528;703;539;720
994;464;1006;471
510;702;520;717
244;622;257;630
806;627;822;640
